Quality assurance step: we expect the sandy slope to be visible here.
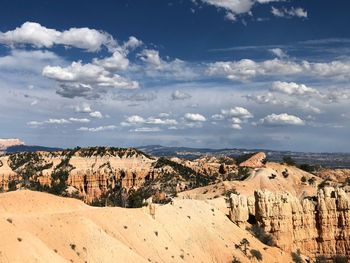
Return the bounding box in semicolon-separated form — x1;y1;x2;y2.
179;162;320;201
0;190;291;263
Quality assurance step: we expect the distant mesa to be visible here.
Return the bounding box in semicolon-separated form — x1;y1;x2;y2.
0;138;24;151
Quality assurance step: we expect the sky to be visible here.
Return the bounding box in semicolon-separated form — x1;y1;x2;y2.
0;0;349;152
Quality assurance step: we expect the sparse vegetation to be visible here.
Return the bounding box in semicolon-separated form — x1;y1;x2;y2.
235;238;250;255
315;255;327;263
283;156;296;166
333;255;348;263
291;249;304;263
231;257;241;263
250;249;263;261
70;244;76;250
300;176;307;183
250;225;276;246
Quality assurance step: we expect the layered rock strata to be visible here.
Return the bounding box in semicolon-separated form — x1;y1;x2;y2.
228;187;350;259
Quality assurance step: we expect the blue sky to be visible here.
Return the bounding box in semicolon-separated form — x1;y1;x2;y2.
0;0;349;152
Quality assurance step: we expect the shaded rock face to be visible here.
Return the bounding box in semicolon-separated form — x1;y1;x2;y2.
228;187;350;259
239;152;266;168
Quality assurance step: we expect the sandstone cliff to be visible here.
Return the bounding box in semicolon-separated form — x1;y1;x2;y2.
227;187;350;260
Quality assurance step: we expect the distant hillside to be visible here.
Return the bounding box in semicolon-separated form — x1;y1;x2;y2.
138;145;350;168
5;145;62;153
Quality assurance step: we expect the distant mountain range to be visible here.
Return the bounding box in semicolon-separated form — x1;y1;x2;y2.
5;145;62;153
1;140;349;168
138;145;350;168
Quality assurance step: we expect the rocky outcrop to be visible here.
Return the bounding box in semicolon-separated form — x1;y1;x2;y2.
0;147;216;203
239;152;266;168
228;187;350;260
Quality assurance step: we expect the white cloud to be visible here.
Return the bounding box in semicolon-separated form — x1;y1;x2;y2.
207;58;350;81
78;125;117;132
122;115;178;126
271;7;307;18
89;111;103;119
28;118;71;126
221;106;253;119
138;49;162;67
231;117;242;124
92;51;129;71
184;113;207;122
0;22;116;52
122;36;143;50
171;90;192;100
194;0;285;21
69;117;90;123
132;127;161;132
198;0;254;19
211;114;225;120
269;48;288;59
75;103;92;113
43;61;138;89
125;115;145;124
260;113;305;126
271;81;319;96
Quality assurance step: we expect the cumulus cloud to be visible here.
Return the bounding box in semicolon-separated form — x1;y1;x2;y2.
271;7;307;18
43;61;139;99
0;22;116;52
171;90;192;100
69;118;90;123
269;48;288;59
184;113;207;122
92;51;129;71
138;49;162;67
43;61;138;89
207;58;350;81
89;111;103;119
260;113;305;126
271;81;320;96
74;103;92;113
122;36;143;50
121;115;178;126
221;107;253;119
194;0;286;21
78;125;117;132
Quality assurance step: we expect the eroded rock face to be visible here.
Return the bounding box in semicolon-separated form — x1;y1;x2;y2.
239;152;266;168
228;187;350;259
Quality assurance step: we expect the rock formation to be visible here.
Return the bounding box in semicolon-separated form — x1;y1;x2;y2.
239;152;266;168
228;187;350;260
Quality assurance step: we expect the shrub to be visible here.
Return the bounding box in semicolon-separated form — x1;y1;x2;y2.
250;225;276;246
237;167;250;180
70;244;76;250
250;249;263;261
282;169;289;178
333;255;347;263
301;176;307;183
291;249;303;263
315;255;327;263
283;156;296;166
232;257;241;263
298;164;316;173
235;238;250;255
